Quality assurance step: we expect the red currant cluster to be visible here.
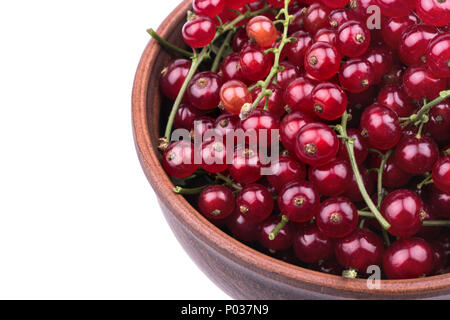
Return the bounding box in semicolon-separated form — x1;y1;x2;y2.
151;0;450;280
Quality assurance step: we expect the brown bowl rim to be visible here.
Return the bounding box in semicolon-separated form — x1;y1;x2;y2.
132;0;450;297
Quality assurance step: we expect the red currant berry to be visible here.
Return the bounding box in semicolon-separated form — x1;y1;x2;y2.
174;103;204;130
425;101;450;142
220;53;246;83
278;180;320;222
304;2;331;34
193;0;225;18
415;204;442;240
363;46;394;84
375;0;416;18
335;228;384;272
394;135;439;175
403;64;447;100
360;104;402;150
416;0;450;27
286;30;313;68
267;0;294;8
429;242;447;275
426;32;450;78
329;8;356;29
381;189;425;238
240;109;280;147
377;84;415;118
381;14;419;48
187;72;223;110
267;155;307;192
246;15;277;48
343;167;375;202
240;44;273;82
382;238;434;279
293;223;333;263
220;80;252;115
368;152;412;188
214;113;241;140
398;25;439;66
191;116;215;139
433;156;450;194
284;77;317;116
322;0;350;8
295;122;339;166
198;185;235;220
310;257;344;275
349;0;377;20
162;141;199;178
305;42;341;81
311;82;348;120
160;59;192;100
339;58;374;93
280;111;314;153
277;61;301;89
236;184;274;222
430;186;450;218
258;215;296;251
228;146;262;184
382;63;406;86
338;129;369;165
337;20;371;58
182;16;216;48
226;209;260;243
232;28;250;52
252;84;286;117
289;7;308;34
316;197;358;238
309;159;352;197
224;0;247;9
201;139;227;173
314;28;337;45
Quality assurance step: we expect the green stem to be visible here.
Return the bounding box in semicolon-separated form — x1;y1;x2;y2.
417;173;433;190
269;215;289;240
358;211;375;218
422;220;450;227
377;150;392;208
211;30;234;73
402;90;450;127
338;112;391;230
147;28;193;58
215;173;242;191
173;185;207;195
248;0;293;113
164;47;209;141
444;148;450;156
381;229;391;246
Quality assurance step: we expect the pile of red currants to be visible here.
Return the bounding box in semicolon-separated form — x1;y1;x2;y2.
151;0;450;280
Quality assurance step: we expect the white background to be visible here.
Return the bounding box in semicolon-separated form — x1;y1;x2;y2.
0;0;230;299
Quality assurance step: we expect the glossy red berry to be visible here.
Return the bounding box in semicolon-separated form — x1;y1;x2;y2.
339;58;374;93
198;185;235;220
394;135;439;175
191;116;214;139
295;122;339;166
278;180;320;222
220;53;246;83
239;44;273;81
280;111;314;153
284;77;317;116
316;197;358;238
430;186;450;219
220;80;252;115
360;104;402;150
416;0;450;27
363;47;394;85
343;166;375;202
403;65;447;101
246;15;277;48
338;129;369;165
426;32;450;78
349;0;377;20
162;141;199;178
240;109;280;147
224;0;247;9
311;82;348;120
214;113;240;139
335;228;384;273
381;189;425;238
304;42;341;81
228;146;262;184
377;85;415;117
369;153;412;188
174;103;204;130
293;224;333;263
304;2;331;34
337;20;371;58
232;28;250;52
267;0;294;8
322;0;350;8
383;238;434;279
309;159;352;197
426;101;450;142
328;8;355;29
252;84;286;117
193;0;225;18
236;184;274;222
226;209;260;243
398;25;439;66
187;72;223;110
286;30;313;68
429;242;447;275
258;215;296;251
267;156;307;192
310;258;344;275
182;16;216;48
314;28;337;45
375;0;416;18
381;14;419;48
433;156;450;194
160;59;192;100
277;61;301;89
201;139;228;173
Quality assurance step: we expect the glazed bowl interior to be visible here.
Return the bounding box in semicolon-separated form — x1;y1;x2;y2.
132;0;450;299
